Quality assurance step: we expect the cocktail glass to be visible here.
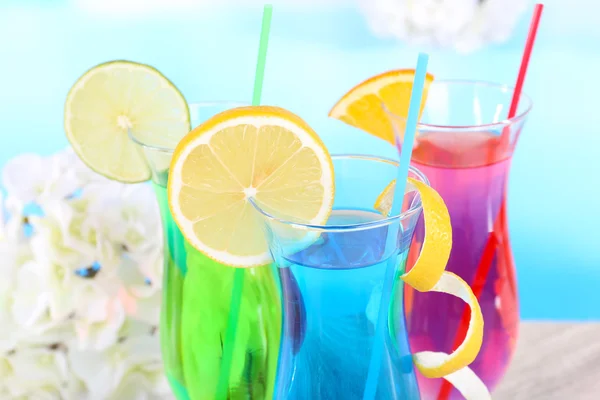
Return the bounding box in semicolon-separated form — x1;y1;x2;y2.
386;81;531;399
129;102;282;400
252;154;426;399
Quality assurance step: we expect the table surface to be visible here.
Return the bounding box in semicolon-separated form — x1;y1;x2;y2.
494;322;600;399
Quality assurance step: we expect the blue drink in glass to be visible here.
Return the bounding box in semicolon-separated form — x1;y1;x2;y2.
254;155;427;400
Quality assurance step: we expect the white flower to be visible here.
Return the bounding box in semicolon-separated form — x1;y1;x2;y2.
0;192;27;243
359;0;529;53
18;321;75;352
0;365;10;398
30;198;119;272
28;200;122;321
1;258;75;351
0;241;34;352
0;296;19;353
0;353;16;396
1;151;81;205
118;257;162;326
69;335;165;400
2;346;70;399
0;148;169;399
51;147;109;188
108;366;173;400
1;153;48;204
129;246;164;291
10;261;51;328
86;181;161;255
73;279;126;351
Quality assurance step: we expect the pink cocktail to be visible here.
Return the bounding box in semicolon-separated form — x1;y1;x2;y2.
390;81;532;399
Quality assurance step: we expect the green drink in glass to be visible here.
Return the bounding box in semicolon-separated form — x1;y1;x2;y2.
64;61;283;399
132;103;283;400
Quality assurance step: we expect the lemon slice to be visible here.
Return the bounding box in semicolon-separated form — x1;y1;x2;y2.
329;69;434;145
168;106;334;268
64;60;190;183
375;179;489;399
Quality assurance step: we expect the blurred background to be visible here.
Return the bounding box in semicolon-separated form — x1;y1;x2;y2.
2;1;600;399
1;0;597;321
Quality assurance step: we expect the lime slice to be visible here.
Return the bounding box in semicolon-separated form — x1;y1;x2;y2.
375;178;489;399
168;105;334;268
64;60;190;183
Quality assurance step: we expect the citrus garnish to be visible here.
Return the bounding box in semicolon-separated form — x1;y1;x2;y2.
442;360;492;400
375;179;489;399
167;105;334;268
376;178;454;292
328;69;434;145
64;60;190;183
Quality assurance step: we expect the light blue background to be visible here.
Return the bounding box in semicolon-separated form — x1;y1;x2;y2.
1;0;598;320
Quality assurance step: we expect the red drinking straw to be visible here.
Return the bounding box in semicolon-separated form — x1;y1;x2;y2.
507;4;544;119
437;4;544;400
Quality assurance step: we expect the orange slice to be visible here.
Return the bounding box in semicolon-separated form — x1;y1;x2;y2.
328;69;434;145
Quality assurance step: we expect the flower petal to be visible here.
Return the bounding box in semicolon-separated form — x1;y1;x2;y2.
11;261;51;327
1;153;47;203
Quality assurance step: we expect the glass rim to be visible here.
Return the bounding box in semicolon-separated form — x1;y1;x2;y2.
385;79;533;130
250;154;429;233
127;101;249;153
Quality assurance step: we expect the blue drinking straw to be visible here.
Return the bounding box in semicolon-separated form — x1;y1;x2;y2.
362;52;430;400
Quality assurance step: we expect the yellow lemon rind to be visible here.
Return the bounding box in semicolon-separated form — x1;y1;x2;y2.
375;178;489;397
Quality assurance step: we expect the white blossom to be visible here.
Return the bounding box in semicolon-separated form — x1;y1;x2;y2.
2;346;71;399
0;241;34;352
0;192;27;243
29;198;119;274
69;335;166;400
0;353;12;397
118;257;162;326
52;147;111;188
28;199;121;322
85;180;162;255
108;369;174;400
73;278;126;351
11;261;51;328
359;0;529;53
0;149;169;398
129;247;164;291
1;151;83;206
0;281;19;353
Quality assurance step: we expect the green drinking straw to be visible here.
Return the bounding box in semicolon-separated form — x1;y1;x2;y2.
215;5;274;400
362;52;430;400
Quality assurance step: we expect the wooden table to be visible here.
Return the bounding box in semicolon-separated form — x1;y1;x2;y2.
494;322;600;399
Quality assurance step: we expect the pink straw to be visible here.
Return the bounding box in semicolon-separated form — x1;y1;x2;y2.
508;4;544;119
437;4;544;400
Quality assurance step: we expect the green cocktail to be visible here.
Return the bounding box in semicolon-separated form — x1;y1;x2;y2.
146;127;282;400
63;61;284;399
